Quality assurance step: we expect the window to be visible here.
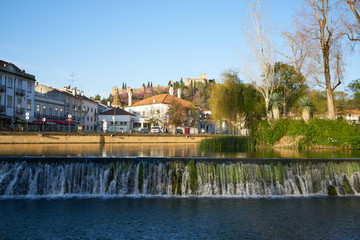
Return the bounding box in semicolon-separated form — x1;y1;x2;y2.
91;117;93;122
87;126;89;130
49;106;52;117
17;79;22;89
42;105;46;115
7;77;13;88
36;104;40;113
95;109;97;114
60;108;63;116
87;116;89;121
27;100;31;110
17;97;22;108
55;107;58;117
7;95;12;107
91;108;93;112
27;82;32;92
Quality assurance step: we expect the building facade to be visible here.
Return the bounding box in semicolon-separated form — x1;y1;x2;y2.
35;83;67;131
97;108;135;133
0;60;35;131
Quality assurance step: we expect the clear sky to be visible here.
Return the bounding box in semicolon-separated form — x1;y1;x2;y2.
1;0;358;98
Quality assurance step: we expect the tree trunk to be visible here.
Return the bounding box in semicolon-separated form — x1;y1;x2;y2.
302;109;310;123
273;107;280;120
326;88;336;119
321;28;336;120
265;97;271;120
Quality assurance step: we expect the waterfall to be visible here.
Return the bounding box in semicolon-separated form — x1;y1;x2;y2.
1;158;360;196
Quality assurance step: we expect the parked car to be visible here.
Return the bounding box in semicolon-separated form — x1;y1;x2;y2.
175;129;183;134
139;128;148;133
150;126;161;133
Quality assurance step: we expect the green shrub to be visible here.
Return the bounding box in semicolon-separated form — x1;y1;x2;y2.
250;118;360;149
199;136;255;152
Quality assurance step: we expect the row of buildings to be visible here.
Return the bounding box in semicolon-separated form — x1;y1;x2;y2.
0;60;215;133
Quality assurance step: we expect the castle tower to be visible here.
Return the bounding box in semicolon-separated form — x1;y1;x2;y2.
177;88;181;98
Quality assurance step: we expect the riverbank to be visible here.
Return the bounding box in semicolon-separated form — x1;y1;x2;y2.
0;132;211;144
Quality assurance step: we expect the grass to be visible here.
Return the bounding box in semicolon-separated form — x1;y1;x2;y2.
199;136;255;152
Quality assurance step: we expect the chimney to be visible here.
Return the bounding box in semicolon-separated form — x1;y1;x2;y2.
80;91;84;96
72;87;77;96
77;89;80;95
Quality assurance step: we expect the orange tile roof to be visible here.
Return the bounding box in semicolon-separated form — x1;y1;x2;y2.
131;94;193;108
340;110;360;115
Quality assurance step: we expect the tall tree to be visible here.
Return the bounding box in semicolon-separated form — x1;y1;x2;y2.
209;70;265;125
167;100;190;133
243;0;280;119
297;0;345;119
342;0;360;42
274;62;308;115
278;19;316;79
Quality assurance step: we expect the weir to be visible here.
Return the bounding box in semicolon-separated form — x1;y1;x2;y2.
1;157;360;196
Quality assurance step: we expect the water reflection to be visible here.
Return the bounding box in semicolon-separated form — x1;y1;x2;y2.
1;143;360;158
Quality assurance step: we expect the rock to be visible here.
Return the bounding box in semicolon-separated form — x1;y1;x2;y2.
327;185;337;196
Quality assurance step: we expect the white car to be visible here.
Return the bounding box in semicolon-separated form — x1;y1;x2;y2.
150;126;161;133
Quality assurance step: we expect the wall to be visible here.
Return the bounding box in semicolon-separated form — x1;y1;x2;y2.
0;134;209;144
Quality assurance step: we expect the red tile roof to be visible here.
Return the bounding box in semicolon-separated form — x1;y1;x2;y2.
131;94;193;108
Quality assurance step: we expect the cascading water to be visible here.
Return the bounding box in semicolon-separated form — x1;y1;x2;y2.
1;158;360;196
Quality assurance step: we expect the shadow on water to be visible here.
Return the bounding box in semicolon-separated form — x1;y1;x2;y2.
1;143;360;158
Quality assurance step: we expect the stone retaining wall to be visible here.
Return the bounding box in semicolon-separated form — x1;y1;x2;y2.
0;134;209;144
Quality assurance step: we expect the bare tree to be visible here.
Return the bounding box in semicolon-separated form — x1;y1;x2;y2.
298;0;345;120
278;19;317;79
243;0;280;119
341;0;360;42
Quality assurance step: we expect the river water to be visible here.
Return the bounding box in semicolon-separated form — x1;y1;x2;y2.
1;196;359;239
1;143;360;239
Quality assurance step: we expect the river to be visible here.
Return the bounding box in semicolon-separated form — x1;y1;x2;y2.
1;143;360;239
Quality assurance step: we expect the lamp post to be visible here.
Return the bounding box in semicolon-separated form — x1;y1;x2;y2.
25;112;29;132
42;117;46;132
68;114;72;133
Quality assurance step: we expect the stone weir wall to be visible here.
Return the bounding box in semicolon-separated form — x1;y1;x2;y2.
0;134;209;144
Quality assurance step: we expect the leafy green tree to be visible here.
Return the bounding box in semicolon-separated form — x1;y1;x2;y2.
167;100;189;133
209;70;265;127
348;79;360;108
307;90;327;115
94;94;101;101
274;62;308;116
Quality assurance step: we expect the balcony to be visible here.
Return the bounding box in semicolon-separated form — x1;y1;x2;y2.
15;107;25;114
0;105;5;114
0;85;5;92
15;88;26;96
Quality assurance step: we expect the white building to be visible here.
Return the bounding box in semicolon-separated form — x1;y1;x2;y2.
0;60;35;130
98;108;135;133
124;93;194;132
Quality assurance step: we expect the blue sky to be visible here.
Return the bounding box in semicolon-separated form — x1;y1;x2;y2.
1;0;358;98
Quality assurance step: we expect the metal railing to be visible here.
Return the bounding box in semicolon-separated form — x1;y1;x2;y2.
15;88;26;96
